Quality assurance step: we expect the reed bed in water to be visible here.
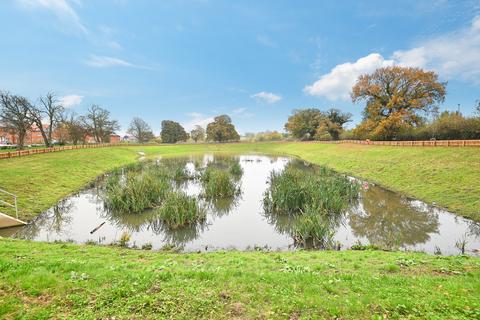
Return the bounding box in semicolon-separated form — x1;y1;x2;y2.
105;165;171;213
155;191;206;229
199;166;241;198
263;164;359;247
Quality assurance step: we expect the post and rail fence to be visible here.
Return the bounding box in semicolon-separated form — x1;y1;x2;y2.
0;139;480;161
0;188;18;219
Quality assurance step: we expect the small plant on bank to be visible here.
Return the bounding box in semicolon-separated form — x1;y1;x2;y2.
155;191;207;229
118;231;131;247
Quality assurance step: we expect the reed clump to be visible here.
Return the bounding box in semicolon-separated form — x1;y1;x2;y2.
264;165;358;216
155;191;206;229
105;165;171;213
200;167;241;198
263;163;359;248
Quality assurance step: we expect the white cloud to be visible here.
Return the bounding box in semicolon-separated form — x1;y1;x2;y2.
232;107;247;114
251;91;282;104
305;15;480;101
393;15;480;84
257;34;277;47
231;107;253;119
84;55;134;68
304;53;394;101
59;94;83;108
17;0;87;34
183;112;214;131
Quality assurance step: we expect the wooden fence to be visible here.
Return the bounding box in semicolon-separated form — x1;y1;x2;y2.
1;139;479;160
336;139;480;147
0;143;117;160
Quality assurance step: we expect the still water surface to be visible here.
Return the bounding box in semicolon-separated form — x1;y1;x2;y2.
4;154;479;255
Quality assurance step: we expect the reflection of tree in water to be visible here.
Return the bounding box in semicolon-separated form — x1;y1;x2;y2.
206;155;241;170
468;221;480;238
15;198;75;240
348;187;439;248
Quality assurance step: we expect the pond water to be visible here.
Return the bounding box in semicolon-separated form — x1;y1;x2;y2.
4;154;479;256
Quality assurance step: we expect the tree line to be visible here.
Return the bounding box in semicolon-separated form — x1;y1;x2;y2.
3;66;479;149
0;91;241;148
0;92;119;148
284;66;480;141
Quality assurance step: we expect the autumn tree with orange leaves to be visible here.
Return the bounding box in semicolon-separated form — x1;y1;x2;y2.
351;66;446;140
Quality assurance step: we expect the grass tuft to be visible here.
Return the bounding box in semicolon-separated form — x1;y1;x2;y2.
155;191;206;229
200;167;241;198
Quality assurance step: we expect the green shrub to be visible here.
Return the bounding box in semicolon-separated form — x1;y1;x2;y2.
155;191;206;229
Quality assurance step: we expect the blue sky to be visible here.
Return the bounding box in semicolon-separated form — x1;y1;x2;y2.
0;0;479;135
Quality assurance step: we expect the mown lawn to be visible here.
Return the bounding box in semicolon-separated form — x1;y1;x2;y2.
0;238;478;319
0;142;479;222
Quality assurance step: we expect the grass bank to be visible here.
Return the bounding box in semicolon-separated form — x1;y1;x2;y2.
0;238;478;319
0;142;479;221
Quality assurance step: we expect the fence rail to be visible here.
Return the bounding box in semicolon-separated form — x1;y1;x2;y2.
0;188;18;219
325;139;480;147
1;139;480;161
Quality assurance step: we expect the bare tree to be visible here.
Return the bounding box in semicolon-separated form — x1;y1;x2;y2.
81;105;120;142
127;117;154;143
0;92;33;149
60;111;87;145
27;92;65;147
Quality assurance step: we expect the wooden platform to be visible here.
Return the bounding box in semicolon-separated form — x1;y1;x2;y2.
0;212;26;229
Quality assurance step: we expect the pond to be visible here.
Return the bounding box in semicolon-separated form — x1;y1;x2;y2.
3;154;479;256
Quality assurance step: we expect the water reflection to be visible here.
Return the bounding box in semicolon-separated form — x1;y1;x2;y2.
348;188;440;249
7;154;480;255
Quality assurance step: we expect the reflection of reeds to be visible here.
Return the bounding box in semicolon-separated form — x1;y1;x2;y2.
263;163;358;249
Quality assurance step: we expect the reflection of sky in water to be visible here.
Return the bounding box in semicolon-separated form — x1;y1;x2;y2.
6;154;480;256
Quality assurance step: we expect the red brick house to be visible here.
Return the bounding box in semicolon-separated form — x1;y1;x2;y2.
0;123;120;145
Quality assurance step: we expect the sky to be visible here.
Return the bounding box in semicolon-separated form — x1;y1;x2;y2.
0;0;479;135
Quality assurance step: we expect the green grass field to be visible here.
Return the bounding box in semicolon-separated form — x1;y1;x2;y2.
1;142;479;319
1;238;479;319
0;142;479;221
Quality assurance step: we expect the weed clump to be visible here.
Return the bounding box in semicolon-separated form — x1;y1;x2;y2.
105;166;171;213
263;163;359;248
264;165;358;216
200;167;241;198
155;191;206;229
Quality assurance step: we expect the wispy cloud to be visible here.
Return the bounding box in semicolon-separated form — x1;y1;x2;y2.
183;112;214;131
17;0;88;34
84;55;134;68
251;91;282;104
232;107;253;119
305;15;480;101
393;15;480;85
257;34;277;47
59;94;83;108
